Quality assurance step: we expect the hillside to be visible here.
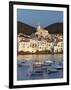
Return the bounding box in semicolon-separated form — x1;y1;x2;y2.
17;21;36;35
44;23;63;34
17;22;63;35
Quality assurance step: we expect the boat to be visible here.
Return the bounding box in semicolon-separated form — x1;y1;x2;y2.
30;72;43;77
48;68;58;74
41;66;47;72
30;69;44;77
53;65;63;70
17;63;22;67
51;62;63;70
33;62;43;68
43;60;53;66
34;70;45;73
49;60;63;70
44;60;53;63
17;60;31;67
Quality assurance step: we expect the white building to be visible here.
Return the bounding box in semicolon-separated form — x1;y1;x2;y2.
37;40;47;51
54;41;63;53
35;25;49;39
18;39;38;53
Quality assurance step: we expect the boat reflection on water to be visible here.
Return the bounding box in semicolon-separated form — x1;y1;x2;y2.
17;54;63;80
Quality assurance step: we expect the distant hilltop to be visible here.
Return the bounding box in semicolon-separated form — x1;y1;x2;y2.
44;23;63;34
17;21;63;35
17;22;36;35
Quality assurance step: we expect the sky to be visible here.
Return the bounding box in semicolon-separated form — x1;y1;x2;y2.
17;9;63;28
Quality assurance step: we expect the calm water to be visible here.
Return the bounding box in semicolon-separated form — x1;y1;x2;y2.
17;54;63;80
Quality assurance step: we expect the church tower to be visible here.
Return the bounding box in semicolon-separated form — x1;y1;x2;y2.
37;23;41;31
37;25;40;30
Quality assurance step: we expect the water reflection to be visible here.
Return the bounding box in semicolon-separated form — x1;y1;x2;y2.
17;54;63;80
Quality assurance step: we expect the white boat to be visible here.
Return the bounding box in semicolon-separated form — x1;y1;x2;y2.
43;60;53;66
17;60;31;67
44;60;53;63
51;62;63;70
33;62;43;67
48;68;58;74
54;65;63;70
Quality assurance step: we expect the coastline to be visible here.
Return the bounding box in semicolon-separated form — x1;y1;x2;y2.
17;53;63;62
17;51;63;55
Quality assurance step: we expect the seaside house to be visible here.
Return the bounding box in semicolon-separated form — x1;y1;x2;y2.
37;40;47;51
54;41;63;53
35;25;49;39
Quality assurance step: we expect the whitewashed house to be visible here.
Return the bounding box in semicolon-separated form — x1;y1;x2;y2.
18;38;38;53
37;40;47;51
18;40;30;52
54;41;63;53
35;25;49;39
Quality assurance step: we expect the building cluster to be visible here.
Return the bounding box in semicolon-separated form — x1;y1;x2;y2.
17;25;63;54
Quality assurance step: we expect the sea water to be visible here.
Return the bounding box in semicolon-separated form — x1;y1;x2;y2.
17;54;63;80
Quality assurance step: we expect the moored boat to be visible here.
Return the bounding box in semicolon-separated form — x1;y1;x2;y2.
48;68;58;74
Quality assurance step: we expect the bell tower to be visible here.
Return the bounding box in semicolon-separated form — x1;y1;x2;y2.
37;23;41;31
37;25;41;30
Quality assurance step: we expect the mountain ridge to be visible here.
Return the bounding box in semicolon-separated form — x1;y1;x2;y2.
17;21;36;35
17;21;63;35
44;22;63;34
